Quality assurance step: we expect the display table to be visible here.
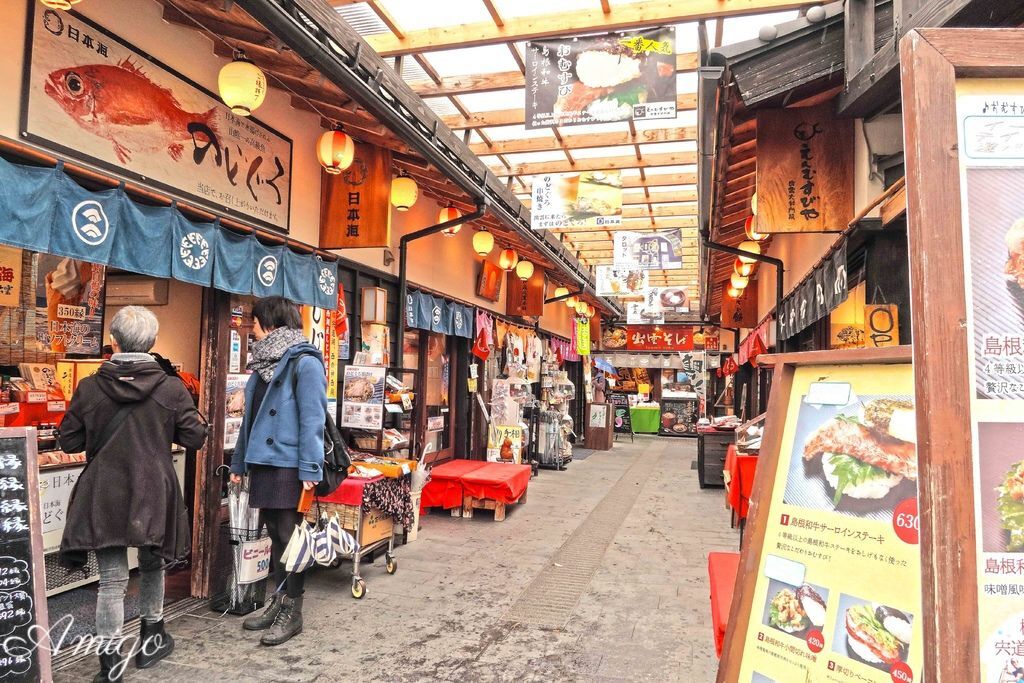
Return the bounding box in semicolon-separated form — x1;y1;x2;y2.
420;459;487;511
320;473;385;506
708;551;740;658
629;405;662;434
460;462;531;521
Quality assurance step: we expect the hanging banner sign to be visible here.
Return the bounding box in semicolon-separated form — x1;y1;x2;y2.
531;172;622;229
864;304;899;348
645;286;690;314
626;300;663;325
23;6;292;233
778;244;848;340
595;265;647;296
525;27;677;129
722;282;759;329
506;270;546;317
625;325;693;352
613;230;684;270
320;142;392;248
0;247;23;308
576;318;591;356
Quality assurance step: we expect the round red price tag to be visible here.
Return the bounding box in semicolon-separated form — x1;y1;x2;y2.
891;661;914;682
806;629;825;653
892;498;919;545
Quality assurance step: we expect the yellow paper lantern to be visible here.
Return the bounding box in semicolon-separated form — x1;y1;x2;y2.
317;128;355;174
744;214;766;241
734;258;754;277
41;0;81;8
218;52;267;116
390;170;418;211
575;301;588;316
515;259;535;281
553;286;570;300
498;248;519;271
438;204;462;236
585;304;596;318
738;240;761;264
750;192;758;214
730;273;749;289
726;286;741;298
472;230;494;256
565;295;578;308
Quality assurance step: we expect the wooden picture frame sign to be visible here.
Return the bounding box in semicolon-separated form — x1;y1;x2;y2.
900;28;1024;682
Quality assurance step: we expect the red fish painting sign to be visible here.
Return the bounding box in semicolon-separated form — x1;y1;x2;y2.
22;6;293;233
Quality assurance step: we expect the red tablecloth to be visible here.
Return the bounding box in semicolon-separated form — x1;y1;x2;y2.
318;473;384;506
460;463;531;504
708;551;740;658
727;455;759;520
421;459;488;510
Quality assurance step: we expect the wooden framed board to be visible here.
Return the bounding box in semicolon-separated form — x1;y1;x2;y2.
718;347;920;683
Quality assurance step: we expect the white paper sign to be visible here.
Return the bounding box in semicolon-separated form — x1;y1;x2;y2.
237;536;273;585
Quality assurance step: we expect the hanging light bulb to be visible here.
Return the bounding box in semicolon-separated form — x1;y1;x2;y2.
565;295;578;309
744;214;766;241
472;230;494;256
738;240;761;264
730;273;749;289
498;248;519;271
40;0;81;9
727;286;741;298
575;301;588;316
750;192;758;215
218;51;267;116
734;258;754;277
515;259;535;281
390;170;418;211
317;126;355;174
553;286;570;300
585;304;596;318
438;203;462;236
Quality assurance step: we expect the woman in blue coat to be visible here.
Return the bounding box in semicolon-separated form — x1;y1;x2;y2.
230;296;326;645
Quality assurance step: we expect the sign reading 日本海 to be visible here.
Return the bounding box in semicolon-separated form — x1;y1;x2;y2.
22;6;293;233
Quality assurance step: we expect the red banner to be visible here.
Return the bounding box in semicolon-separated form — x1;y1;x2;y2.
625;325;693;351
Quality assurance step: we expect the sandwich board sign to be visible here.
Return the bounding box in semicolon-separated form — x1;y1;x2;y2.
718;348;921;683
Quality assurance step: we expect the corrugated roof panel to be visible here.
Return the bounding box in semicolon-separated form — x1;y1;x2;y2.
377;0;492;31
334;4;390;36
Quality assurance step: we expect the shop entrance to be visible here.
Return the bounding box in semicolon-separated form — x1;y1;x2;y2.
404;330;454;463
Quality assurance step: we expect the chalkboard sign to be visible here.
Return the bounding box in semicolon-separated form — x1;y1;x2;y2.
659;398;698;436
610;392;632;434
0;429;50;681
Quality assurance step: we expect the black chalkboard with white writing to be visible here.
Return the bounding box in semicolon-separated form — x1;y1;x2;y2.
610;392;632;434
0;430;50;681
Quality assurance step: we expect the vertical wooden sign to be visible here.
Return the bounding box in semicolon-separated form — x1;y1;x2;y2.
756;102;854;233
721;281;758;328
506;270;545;317
320;142;392;248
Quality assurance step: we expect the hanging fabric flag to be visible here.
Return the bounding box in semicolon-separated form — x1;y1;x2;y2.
448;302;472;339
429;297;449;335
312;258;338;310
214;229;255;295
251;241;285;298
171;213;217;287
111;200;172;278
50;173;123;265
0;156;55;253
473;324;491;361
283;247;316;306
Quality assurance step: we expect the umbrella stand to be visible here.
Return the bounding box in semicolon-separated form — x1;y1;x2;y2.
210;467;268;616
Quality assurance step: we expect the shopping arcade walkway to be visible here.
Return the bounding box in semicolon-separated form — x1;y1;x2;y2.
57;436;735;682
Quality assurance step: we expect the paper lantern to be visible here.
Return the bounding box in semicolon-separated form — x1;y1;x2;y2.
750;192;758;214
317;128;355;174
390;170;418;211
730;273;749;290
575;301;588;316
218;52;267;116
727;286;741;298
734;258;754;277
498;248;519;271
41;0;81;8
744;214;766;241
553;286;570;300
737;240;761;264
361;287;387;324
585;304;596;318
472;230;494;256
565;295;578;308
438;204;462;236
515;259;534;281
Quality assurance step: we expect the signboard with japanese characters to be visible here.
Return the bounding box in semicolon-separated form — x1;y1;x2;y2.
725;357;922;683
755;103;854;234
531;172;622;229
613;230;683;270
0;248;22;308
22;6;293;233
576;318;591;356
595;266;647;297
625;325;692;352
626;300;663;325
320;142;392;248
721;281;759;329
340;365;385;430
33;254;105;355
525;28;676;129
506;269;546;317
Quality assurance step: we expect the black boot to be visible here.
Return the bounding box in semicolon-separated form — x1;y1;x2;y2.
242;591;283;631
260;595;303;646
93;648;126;682
135;618;174;669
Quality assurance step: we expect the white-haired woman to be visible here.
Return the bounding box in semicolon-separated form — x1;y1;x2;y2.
59;306;207;682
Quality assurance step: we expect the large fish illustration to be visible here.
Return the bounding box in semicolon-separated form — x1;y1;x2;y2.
43;57;217;164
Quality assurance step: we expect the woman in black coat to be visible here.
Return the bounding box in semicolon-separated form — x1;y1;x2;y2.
59;306;207;682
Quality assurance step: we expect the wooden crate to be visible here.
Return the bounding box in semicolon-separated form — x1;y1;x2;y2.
462;491;527;522
306;502;393;546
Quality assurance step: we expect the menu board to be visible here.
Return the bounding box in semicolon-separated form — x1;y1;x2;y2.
0;429;50;681
659;398;697;436
610;392;632;434
340;365;385;430
730;361;922;683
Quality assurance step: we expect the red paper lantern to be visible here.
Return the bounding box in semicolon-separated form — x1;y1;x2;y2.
317;128;355;174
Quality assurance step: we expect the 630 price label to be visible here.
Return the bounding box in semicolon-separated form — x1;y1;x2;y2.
892;498;919;545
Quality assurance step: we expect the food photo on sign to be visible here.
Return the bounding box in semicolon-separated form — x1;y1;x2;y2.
595;266;647;296
760;578;829;640
613;230;683;270
525;27;676;129
531;171;622;230
975;422;1024;553
830;593;915;673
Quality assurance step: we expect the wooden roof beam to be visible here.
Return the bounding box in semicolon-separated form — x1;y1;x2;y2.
548;217;698;232
469;126;696;155
492;151;696;177
366;0;822;55
517;173;696;190
442;93;697;129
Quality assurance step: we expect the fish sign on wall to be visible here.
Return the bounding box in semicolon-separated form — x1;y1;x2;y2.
22;6;293;233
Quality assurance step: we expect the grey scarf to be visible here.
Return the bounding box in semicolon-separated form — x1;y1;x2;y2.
247;327;308;382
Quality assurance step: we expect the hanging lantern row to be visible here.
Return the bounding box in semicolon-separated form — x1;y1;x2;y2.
744;214;766;241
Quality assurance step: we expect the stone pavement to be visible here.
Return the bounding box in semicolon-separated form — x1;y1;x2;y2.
56;436;738;682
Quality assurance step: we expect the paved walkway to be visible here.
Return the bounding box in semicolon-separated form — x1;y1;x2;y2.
56;436;737;682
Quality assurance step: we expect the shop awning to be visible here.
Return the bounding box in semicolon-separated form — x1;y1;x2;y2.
405;289;474;338
0;156;338;310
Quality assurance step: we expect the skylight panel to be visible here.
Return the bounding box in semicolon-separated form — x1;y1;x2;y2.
335;4;390;36
457;89;526;112
376;0;492;31
420;45;521;78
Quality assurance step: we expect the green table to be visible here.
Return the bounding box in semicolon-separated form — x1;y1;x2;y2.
629;406;662;434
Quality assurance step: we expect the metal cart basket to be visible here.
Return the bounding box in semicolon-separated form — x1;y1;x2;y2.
306;499;396;599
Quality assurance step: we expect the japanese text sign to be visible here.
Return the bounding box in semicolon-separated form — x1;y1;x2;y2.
531;172;622;229
625;325;692;351
320;142;392;248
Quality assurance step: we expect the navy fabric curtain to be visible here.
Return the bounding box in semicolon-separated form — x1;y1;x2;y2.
0;156;55;252
171;214;217;287
313;258;338;310
214;230;255;295
283;248;316;306
112;200;172;278
429;297;449;335
448;302;473;339
251;241;285;298
49;174;123;265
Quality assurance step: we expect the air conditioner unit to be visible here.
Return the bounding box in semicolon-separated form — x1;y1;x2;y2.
106;276;169;306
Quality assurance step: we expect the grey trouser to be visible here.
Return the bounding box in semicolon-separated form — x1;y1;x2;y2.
94;547;165;642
